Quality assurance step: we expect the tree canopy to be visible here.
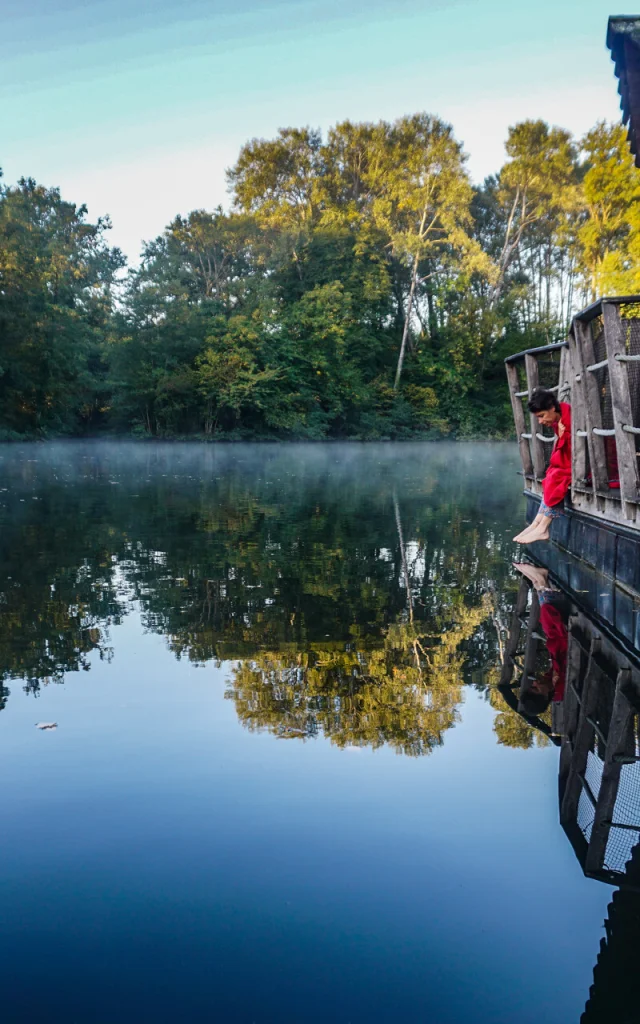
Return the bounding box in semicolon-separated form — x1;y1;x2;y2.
1;114;639;440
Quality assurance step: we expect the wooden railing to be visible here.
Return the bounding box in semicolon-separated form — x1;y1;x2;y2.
505;297;640;529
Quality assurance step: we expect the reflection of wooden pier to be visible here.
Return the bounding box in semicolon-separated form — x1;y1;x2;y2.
500;556;640;1022
500;561;640;886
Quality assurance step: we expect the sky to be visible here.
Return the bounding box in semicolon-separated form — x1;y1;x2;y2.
0;0;625;262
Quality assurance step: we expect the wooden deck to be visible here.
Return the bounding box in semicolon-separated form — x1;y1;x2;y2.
505;296;640;530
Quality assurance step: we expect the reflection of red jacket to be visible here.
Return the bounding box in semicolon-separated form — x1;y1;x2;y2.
542;402;572;507
540;602;567;702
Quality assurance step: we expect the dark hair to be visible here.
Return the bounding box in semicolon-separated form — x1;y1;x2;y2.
519;687;552;717
527;388;560;414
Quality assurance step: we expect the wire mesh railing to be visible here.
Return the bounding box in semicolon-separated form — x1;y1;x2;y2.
505;296;640;528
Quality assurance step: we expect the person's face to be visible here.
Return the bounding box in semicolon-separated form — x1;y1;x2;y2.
531;678;553;695
534;407;560;428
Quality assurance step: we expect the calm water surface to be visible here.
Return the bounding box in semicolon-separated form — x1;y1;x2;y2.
0;443;613;1022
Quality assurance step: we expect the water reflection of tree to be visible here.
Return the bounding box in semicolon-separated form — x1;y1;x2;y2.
226;598;493;755
0;484;124;695
0;445;520;748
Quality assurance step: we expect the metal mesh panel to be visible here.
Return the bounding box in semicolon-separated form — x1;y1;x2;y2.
604;826;640;874
578;787;595;842
613;760;640;827
603;718;640;875
585;748;604;802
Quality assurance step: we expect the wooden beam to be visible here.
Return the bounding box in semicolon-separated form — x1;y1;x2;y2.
585;670;634;874
499;578;529;687
568;326;588;504
518;589;540;712
572;318;609;496
506;362;533;479
524;353;546;481
560;634;601;825
602;302;640;518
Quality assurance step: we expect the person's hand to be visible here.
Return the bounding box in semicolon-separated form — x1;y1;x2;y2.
557;421;565;438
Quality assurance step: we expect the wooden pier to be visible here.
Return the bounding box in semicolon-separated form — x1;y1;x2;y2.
506;296;640;601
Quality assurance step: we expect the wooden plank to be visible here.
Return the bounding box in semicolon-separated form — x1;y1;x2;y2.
524;353;546;481
602;302;640;517
499;578;529;687
560;634;602;825
585;670;634;874
569;326;588;505
506;362;533;478
518;589;540;711
572;318;609;495
562;623;584;740
558;343;572;403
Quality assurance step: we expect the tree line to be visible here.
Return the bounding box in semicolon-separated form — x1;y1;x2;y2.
1;116;639;439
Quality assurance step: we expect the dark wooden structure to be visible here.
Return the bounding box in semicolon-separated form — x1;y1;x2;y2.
499;556;640;1022
499;558;640;887
506;296;640;531
608;16;640;168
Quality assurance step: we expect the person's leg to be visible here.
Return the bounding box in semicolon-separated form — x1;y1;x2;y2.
513;562;550;590
517;500;562;544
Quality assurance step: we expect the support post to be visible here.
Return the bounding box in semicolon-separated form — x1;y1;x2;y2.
585;670;634;874
568;326;588;502
573;318;609;496
560;634;601;825
602;303;640;519
506;362;533;479
499;578;529;687
524;353;546;482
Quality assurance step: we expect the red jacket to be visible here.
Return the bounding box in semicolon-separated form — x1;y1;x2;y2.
542;402;571;507
540;601;567;702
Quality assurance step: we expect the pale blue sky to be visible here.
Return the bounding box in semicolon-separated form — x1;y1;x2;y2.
0;0;625;261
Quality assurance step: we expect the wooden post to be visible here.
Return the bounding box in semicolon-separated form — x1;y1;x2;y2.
602;303;640;519
506;362;533;479
524;353;546;483
568;326;588;503
573;318;609;496
499;578;529;687
558;343;572;402
560;634;601;825
518;588;540;709
585;670;634;874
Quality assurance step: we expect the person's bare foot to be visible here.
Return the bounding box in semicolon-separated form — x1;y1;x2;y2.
517;519;550;544
513;562;549;590
513;524;537;542
512;528;532;544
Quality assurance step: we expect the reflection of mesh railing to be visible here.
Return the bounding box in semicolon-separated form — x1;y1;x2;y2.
561;614;640;886
577;787;595;842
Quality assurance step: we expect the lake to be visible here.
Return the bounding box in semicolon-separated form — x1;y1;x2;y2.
0;442;615;1023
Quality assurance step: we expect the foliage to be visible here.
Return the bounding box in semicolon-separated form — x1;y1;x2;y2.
2;114;639;439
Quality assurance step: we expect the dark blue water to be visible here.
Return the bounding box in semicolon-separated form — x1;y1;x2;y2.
0;443;613;1022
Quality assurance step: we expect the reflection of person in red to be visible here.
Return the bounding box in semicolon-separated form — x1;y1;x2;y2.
514;389;572;544
514;562;568;717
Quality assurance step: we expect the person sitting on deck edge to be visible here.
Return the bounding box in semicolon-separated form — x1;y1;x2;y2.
513;388;571;545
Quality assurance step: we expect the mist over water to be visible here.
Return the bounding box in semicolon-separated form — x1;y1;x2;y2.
0;442;612;1023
